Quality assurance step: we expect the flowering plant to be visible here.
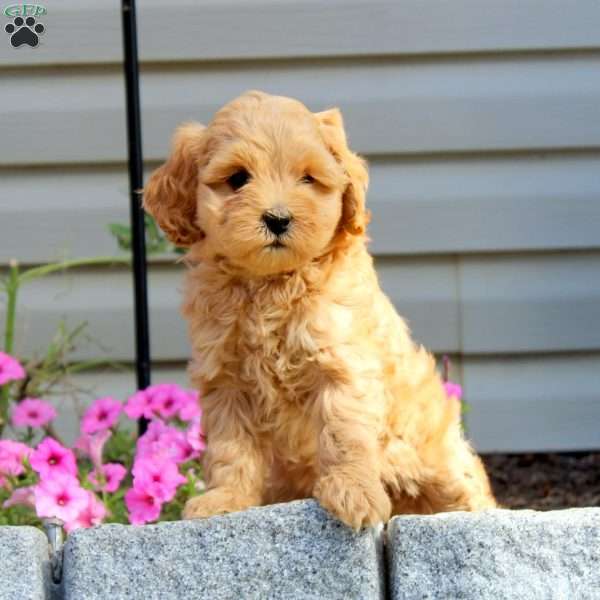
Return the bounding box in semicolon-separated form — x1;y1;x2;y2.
0;352;205;531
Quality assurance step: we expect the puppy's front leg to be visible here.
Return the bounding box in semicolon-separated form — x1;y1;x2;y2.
183;389;266;520
313;379;391;530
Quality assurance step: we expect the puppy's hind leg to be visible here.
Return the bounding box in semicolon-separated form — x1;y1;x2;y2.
407;441;497;515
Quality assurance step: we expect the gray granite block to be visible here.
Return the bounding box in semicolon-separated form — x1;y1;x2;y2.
0;526;51;600
62;499;384;600
387;508;600;600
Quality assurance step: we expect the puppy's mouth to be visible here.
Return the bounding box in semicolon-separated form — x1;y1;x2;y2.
266;240;286;249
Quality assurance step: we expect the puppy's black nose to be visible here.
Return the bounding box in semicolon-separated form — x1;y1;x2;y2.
263;212;291;236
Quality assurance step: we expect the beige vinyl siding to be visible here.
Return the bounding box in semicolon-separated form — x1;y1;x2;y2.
1;0;599;451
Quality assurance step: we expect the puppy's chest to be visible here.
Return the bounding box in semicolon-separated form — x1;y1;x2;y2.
192;285;326;399
233;300;318;395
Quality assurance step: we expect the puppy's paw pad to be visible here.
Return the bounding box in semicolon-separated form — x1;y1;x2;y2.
314;471;391;530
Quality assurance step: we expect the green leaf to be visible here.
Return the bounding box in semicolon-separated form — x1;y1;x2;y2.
110;215;185;256
108;223;133;251
104;429;136;468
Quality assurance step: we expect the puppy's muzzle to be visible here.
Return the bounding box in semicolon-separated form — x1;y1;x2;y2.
262;211;292;236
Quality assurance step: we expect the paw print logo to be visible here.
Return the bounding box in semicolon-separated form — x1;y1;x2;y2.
5;16;44;48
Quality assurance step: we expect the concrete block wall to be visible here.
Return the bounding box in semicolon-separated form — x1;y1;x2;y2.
1;501;599;600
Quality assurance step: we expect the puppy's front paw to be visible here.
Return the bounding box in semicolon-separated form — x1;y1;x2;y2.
182;488;255;520
313;469;391;530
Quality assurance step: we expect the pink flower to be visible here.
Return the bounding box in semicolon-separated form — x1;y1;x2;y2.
11;398;57;428
64;491;107;533
125;384;199;421
132;457;186;502
81;397;122;434
0;352;25;385
74;430;112;469
444;381;463;400
3;485;35;509
135;420;175;456
0;439;32;477
168;432;198;464
178;390;201;422
89;463;127;493
148;383;188;420
136;420;196;464
186;418;207;454
125;487;162;525
34;473;89;523
30;438;77;479
124;389;155;420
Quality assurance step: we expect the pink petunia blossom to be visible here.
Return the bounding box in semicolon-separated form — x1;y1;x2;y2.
135;420;197;464
89;463;127;493
3;485;35;509
11;398;57;429
0;352;25;385
124;384;200;422
34;473;89;523
168;431;198;464
145;426;196;464
135;420;176;456
186;417;206;454
132;457;186;502
124;389;155;420
30;438;77;479
125;487;162;525
178;390;201;422
64;490;107;533
74;430;112;469
148;383;188;420
0;439;32;477
0;475;6;488
444;381;463;401
81;397;122;434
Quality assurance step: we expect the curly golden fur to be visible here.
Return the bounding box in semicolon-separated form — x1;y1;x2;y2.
144;91;496;529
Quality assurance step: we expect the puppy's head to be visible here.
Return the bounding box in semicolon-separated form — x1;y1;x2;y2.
144;91;368;276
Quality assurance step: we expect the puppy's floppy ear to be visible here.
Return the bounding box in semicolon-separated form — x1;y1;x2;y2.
315;108;369;236
144;122;206;247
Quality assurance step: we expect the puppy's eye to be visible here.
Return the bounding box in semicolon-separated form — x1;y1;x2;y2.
300;174;315;184
227;169;251;191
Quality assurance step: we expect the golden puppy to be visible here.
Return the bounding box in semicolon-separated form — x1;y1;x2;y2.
144;91;496;529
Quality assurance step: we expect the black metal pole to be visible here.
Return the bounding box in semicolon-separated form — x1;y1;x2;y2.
121;0;150;434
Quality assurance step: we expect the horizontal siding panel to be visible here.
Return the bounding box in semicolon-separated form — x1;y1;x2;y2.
4;154;599;264
377;258;459;353
1;0;600;67
0;167;130;263
10;266;187;363
3;55;600;166
461;253;600;353
6;253;600;361
370;153;600;254
465;354;600;452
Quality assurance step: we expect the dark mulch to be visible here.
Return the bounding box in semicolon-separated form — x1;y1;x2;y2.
482;452;600;510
